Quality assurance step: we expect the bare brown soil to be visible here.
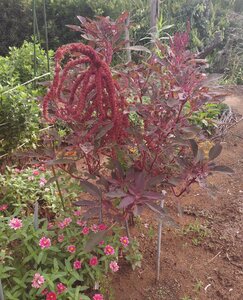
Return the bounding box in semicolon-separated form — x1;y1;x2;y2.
112;88;243;300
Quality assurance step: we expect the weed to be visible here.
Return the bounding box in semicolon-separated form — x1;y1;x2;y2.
182;220;210;246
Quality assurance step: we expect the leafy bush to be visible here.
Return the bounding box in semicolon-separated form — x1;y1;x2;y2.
0;166;58;213
0;41;53;156
0;87;40;156
0;208;140;299
187;102;229;135
0;165;84;214
0;40;54;85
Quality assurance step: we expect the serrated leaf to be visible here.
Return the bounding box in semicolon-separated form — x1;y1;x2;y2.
208;144;222;160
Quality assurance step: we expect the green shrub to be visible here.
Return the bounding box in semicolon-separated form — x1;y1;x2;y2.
0;41;53;156
187;102;228;135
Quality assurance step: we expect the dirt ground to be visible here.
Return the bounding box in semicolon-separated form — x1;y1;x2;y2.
112;87;243;300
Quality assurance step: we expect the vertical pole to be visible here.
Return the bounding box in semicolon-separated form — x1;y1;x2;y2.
33;0;37;86
125;13;131;63
156;199;164;282
43;0;50;74
34;201;39;230
150;0;160;41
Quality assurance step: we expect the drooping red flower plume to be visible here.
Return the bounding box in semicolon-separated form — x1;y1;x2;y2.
43;42;128;144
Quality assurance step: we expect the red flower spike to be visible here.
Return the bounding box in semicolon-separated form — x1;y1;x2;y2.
43;42;128;146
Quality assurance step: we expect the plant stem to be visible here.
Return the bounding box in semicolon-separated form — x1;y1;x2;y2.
125;219;131;240
156;199;164;282
51;166;65;211
99;197;103;223
0;278;4;300
33;201;39;230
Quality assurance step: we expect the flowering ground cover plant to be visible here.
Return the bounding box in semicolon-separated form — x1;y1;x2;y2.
0;206;140;299
0;165;81;214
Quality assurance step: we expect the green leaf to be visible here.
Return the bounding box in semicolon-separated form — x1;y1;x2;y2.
125;46;151;54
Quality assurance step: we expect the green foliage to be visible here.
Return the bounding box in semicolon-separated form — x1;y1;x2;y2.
0;41;53;156
182;220;210;246
0;209;140;299
0;166;59;212
0;0;94;56
5;40;54;83
0;87;40;155
0;0;32;56
187;102;228;135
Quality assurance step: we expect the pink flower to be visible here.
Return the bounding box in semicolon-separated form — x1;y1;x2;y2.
33;170;40;176
39;237;51;249
77;220;86;227
0;204;8;211
91;224;98;233
14;168;21;173
47;222;54;230
109;261;119;272
89;256;98;267
57;234;64;243
39;177;47;187
63;217;72;226
8;218;23;230
57;221;65;229
99;240;104;246
41;289;48;295
58;218;72;229
93;294;104;300
73;260;82;270
73;209;82;216
56;282;67;294
31;273;45;288
46;292;57;300
120;236;129;247
67;245;76;253
82;227;90;235
104;245;115;256
39;166;46;172
98;224;107;231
